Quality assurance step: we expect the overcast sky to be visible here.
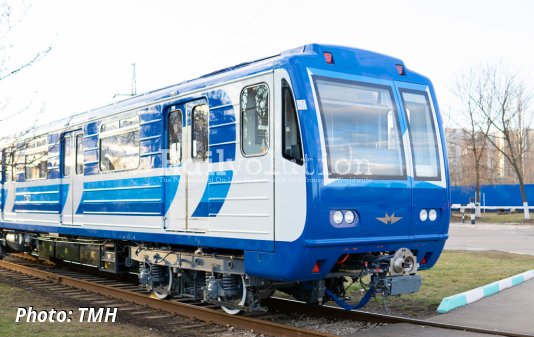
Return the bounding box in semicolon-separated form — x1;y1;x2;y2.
1;0;533;134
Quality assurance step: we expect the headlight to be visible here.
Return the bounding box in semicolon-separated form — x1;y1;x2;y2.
429;209;437;221
344;210;355;224
419;209;428;222
333;210;344;224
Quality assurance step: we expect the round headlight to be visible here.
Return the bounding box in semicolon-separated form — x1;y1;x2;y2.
429;209;438;221
419;209;428;222
344;210;355;224
333;210;344;224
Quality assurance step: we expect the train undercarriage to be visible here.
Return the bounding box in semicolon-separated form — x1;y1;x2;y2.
0;229;422;314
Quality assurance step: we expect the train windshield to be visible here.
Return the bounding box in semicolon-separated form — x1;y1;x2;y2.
314;76;405;179
400;90;441;180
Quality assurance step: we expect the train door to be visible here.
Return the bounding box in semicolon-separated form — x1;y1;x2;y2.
164;104;187;231
273;71;307;243
61;130;84;225
164;99;210;232
185;99;210;231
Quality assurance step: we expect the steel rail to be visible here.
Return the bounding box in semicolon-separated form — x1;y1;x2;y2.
0;259;334;337
264;297;534;337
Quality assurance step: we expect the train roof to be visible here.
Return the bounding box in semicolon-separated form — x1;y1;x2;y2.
2;43;432;145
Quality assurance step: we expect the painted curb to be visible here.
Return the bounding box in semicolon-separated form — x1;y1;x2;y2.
437;269;534;314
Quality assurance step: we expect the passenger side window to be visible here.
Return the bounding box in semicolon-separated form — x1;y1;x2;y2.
168;109;183;165
99;116;140;172
63;135;72;177
282;79;303;165
25;136;48;180
76;133;84;175
192;104;208;161
241;83;269;156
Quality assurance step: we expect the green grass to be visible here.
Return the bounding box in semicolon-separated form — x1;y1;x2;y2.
347;250;534;317
451;211;533;224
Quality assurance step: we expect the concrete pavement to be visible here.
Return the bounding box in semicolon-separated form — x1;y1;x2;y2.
445;222;534;255
430;278;534;335
345;279;534;336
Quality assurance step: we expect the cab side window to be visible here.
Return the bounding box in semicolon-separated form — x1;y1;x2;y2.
282;79;303;165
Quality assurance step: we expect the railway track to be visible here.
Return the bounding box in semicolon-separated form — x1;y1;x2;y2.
0;254;533;337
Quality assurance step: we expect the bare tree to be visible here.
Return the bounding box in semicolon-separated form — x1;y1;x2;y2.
475;65;534;220
0;0;51;133
452;68;493;213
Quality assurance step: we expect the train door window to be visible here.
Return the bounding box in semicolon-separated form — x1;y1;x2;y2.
168;109;183;165
99;116;140;172
191;104;208;161
241;83;269;156
282;79;303;165
400;90;440;180
62;135;73;177
75;133;84;175
25;136;48;180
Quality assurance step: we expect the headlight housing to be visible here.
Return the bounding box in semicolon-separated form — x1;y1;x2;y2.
344;210;355;224
332;210;344;224
429;209;438;221
419;209;428;222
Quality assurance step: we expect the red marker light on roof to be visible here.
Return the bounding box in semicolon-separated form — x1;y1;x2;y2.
396;64;405;76
324;51;334;64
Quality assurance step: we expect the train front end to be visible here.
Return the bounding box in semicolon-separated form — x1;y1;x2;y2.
268;44;449;304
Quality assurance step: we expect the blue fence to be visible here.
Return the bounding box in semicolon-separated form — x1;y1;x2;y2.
451;184;534;207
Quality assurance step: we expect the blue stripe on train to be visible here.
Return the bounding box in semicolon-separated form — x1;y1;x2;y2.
192;170;233;217
76;175;180;216
13;184;69;214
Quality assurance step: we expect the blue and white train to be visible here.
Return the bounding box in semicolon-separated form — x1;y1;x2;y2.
0;44;449;313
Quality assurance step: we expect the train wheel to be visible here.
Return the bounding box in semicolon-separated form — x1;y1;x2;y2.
219;275;247;315
152;266;174;299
